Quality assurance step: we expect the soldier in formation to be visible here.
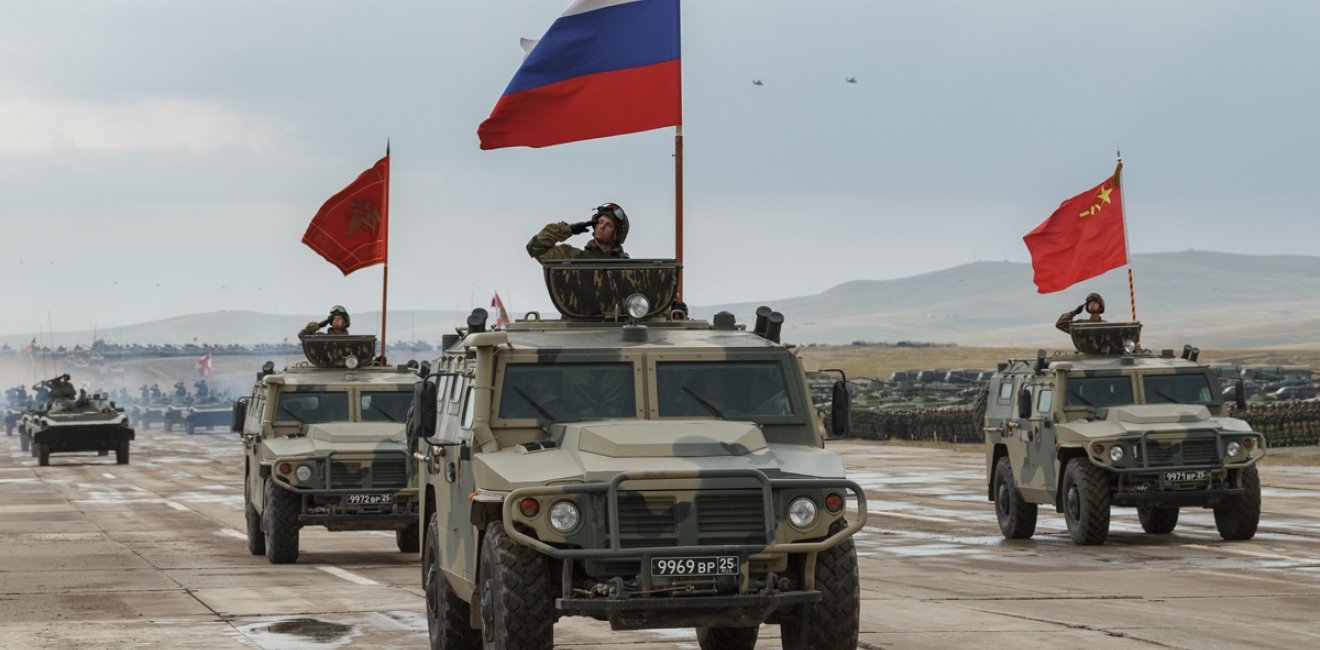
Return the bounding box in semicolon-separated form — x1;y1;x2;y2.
526;202;630;260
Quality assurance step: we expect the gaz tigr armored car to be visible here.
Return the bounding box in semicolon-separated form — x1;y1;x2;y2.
235;336;422;564
980;322;1264;545
410;259;866;650
25;392;134;466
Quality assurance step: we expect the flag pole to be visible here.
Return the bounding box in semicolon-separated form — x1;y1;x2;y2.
1116;151;1134;321
379;141;391;362
675;125;684;301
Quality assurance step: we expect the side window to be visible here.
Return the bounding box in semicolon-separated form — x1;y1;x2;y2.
998;379;1014;401
461;387;475;430
1037;389;1053;413
449;378;466;416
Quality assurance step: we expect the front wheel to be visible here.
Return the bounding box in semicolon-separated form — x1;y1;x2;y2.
1062;458;1111;545
397;521;420;554
425;514;480;649
116;441;129;465
478;522;552;650
244;477;266;556
264;480;301;564
993;456;1037;539
37;443;50;467
1214;466;1261;541
780;520;859;650
697;626;758;650
1137;505;1179;534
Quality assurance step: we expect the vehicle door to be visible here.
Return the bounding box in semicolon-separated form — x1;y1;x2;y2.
1014;380;1057;502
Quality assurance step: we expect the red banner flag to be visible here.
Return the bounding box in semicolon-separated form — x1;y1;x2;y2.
196;351;213;376
1023;163;1127;293
302;156;389;275
490;293;511;330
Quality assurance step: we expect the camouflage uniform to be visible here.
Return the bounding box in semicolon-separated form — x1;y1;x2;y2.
47;377;77;401
526;221;630;260
1056;292;1106;333
300;309;351;337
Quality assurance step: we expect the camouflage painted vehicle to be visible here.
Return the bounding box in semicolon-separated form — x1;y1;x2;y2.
184;399;233;434
411;259;866;650
234;337;422;564
25;393;134;466
980;322;1265;545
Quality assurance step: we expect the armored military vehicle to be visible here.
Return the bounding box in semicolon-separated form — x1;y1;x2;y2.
410;259;866;650
132;401;171;429
980;322;1265;545
184;399;233;434
25;392;135;466
235;336;422;564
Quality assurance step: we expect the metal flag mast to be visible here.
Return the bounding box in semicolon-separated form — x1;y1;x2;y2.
675;125;684;301
379;141;391;362
1116;148;1135;321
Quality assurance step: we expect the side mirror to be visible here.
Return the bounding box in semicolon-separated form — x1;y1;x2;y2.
1017;387;1032;419
830;380;850;438
231;397;249;433
407;378;440;447
1234;380;1247;411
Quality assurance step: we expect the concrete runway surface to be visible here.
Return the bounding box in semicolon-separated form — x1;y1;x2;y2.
2;429;1319;649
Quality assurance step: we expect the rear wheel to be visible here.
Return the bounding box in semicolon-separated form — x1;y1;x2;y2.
993;456;1037;539
116;442;129;465
697;626;758;650
1137;505;1179;534
1214;466;1261;541
425;513;480;649
37;443;50;467
780;520;859;650
1062;458;1110;545
397;521;420;554
478;521;552;650
264;480;301;564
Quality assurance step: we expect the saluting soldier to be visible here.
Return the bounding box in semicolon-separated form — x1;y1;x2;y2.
1056;293;1106;333
527;203;630;261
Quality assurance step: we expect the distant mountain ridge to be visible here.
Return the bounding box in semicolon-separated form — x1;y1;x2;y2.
5;251;1319;350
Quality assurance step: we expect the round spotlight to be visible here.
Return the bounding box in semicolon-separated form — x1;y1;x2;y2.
624;293;650;319
1226;441;1242;457
1122;339;1137;354
344;355;360;369
824;492;845;514
787;497;818;529
294;465;313;482
548;501;580;533
1109;445;1125;463
1091;443;1105;455
518;497;540;518
278;462;292;475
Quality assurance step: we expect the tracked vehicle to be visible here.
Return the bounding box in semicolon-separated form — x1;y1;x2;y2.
235;337;422;564
411;259;866;650
980;322;1265;545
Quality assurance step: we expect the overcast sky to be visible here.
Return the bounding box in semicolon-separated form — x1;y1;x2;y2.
2;1;1317;338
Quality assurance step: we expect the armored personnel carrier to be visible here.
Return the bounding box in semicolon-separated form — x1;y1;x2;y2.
184;399;233;434
411;259;866;650
25;392;135;466
235;336;423;564
979;322;1265;545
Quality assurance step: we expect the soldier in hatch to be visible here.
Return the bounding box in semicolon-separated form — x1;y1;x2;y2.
45;374;77;401
526;202;630;260
1056;292;1106;333
301;305;351;337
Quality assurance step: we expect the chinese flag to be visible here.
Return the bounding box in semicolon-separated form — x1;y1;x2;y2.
302;156;389;275
1023;163;1127;293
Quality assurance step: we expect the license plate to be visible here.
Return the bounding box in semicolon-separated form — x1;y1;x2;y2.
650;556;739;577
345;493;394;505
1164;470;1209;482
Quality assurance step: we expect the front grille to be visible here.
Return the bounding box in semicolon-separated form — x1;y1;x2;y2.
696;491;767;545
616;493;677;548
328;455;407;490
1144;436;1220;468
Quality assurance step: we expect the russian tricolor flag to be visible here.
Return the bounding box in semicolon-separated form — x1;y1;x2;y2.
478;0;681;150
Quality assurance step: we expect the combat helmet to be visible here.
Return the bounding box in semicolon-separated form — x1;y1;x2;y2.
593;203;630;245
328;305;352;328
1085;292;1105;314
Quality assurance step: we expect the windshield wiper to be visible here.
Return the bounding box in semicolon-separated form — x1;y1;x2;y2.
368;404;399;422
681;386;726;419
279;406;305;423
1067;390;1094;407
1150;388;1182;404
512;386;557;421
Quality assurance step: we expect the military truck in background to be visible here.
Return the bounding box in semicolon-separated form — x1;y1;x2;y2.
234;336;422;564
980;322;1265;545
410;259;866;650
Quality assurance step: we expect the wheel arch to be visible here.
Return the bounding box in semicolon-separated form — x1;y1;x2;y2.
988;443;1008;501
1054;446;1090;512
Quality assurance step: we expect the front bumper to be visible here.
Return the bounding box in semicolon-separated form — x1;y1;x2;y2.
560;590;820;630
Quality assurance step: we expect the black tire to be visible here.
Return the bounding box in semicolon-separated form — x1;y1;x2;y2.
164;421;174;433
1062;458;1111;545
264;480;301;564
397;521;420;554
245;477;266;556
1137;505;1179;534
697;626;759;650
425;514;481;649
116;442;129;465
185;422;196;435
477;521;552;650
780;520;859;650
20;429;30;452
98;449;109;457
37;443;50;467
993;456;1038;539
1214;466;1261;541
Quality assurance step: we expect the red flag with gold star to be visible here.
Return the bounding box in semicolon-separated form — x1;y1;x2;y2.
302;156;389;275
1023;163;1127;293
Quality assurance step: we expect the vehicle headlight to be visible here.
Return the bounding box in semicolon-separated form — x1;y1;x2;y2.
294;465;313;482
1122;339;1137;354
548;501;580;533
787;497;818;529
1226;441;1242;457
624;293;650;319
1109;445;1125;463
344;355;359;369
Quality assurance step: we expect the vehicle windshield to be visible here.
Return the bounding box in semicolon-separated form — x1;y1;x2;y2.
275;391;350;424
499;363;635;421
1144;374;1215;404
1064;376;1134;407
360;391;412;422
657;361;795;419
